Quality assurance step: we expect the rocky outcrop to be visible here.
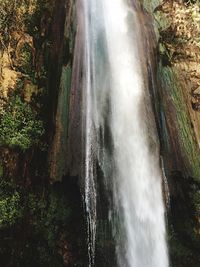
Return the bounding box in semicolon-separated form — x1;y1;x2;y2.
48;0;76;182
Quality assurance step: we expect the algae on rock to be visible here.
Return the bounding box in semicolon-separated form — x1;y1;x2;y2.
143;1;200;266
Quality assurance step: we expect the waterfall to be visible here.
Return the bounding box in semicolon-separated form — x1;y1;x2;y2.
76;0;169;266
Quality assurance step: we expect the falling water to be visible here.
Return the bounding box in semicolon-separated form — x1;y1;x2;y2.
77;0;169;266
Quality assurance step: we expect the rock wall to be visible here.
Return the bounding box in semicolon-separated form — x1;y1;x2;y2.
142;0;200;266
48;0;77;182
1;0;200;266
0;1;87;266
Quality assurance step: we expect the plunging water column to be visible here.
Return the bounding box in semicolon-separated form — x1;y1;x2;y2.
76;0;169;266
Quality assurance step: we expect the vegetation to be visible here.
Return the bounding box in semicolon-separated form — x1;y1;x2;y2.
0;191;22;227
0;181;23;228
17;43;34;75
0;0;20;47
24;187;72;266
146;1;200;266
0;0;84;266
0;0;53;47
0;95;44;150
167;174;200;267
28;189;72;247
0;180;79;266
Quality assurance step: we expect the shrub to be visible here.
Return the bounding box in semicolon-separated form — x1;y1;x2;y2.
0;181;23;228
28;190;71;248
18;43;33;75
0;96;44;150
0;0;25;47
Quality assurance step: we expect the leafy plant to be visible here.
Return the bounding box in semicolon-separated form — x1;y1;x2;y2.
28;190;71;248
0;180;23;228
0;96;44;150
18;43;33;75
0;164;3;178
0;0;26;47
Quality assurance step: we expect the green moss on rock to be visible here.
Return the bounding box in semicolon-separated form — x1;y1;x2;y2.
159;65;200;179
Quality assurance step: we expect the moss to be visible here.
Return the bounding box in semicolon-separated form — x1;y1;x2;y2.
49;65;72;181
144;1;200;266
158;65;200;179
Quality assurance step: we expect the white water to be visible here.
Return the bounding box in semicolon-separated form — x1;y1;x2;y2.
79;0;169;266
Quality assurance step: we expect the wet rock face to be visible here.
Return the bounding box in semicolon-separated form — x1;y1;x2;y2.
48;0;76;182
158;1;200;153
142;0;200;266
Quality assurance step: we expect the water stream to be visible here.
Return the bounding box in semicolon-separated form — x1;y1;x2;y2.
76;0;169;266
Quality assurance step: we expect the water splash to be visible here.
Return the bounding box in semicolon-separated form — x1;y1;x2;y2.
77;0;169;266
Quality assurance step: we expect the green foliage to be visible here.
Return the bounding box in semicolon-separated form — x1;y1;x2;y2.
25;0;53;36
22;188;72;265
0;96;44;150
0;0;15;46
0;164;3;178
0;192;22;227
0;178;86;266
0;181;23;228
28;189;71;248
169;233;192;258
168;227;199;267
18;43;33;75
192;189;200;216
0;0;26;47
